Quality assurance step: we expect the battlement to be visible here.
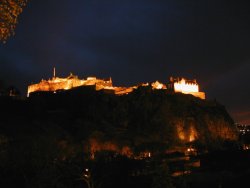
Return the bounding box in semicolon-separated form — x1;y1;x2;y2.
27;72;113;97
168;77;205;99
27;70;205;99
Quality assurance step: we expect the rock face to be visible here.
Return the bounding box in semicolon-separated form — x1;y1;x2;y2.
122;87;238;151
0;86;239;188
160;93;238;145
0;85;238;155
27;86;238;152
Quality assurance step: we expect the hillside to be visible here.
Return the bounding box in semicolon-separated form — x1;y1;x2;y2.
0;86;239;187
1;86;238;154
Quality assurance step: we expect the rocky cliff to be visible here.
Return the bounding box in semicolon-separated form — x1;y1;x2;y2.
26;86;238;153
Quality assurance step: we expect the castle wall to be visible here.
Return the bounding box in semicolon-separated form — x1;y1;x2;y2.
27;75;113;96
170;78;205;99
189;92;205;100
27;74;205;99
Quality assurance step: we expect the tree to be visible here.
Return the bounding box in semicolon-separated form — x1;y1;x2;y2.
0;0;29;43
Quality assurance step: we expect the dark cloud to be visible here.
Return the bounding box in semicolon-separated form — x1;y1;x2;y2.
0;0;249;123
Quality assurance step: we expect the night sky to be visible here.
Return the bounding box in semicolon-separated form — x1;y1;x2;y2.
0;0;249;124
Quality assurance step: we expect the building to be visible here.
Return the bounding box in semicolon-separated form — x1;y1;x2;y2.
27;68;114;97
236;123;250;135
167;77;205;99
27;69;206;99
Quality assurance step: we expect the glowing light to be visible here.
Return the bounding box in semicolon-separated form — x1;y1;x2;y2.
171;78;205;99
189;126;197;142
177;124;185;140
28;72;205;99
178;132;185;140
187;147;195;152
151;81;166;89
27;72;114;97
174;78;199;93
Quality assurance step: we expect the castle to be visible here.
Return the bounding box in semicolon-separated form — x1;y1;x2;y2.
27;68;205;99
167;77;205;99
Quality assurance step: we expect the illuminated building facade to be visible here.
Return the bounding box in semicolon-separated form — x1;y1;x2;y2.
27;69;205;99
167;77;205;99
27;73;113;97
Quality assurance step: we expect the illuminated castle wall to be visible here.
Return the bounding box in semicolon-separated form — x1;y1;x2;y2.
27;70;205;99
168;77;205;99
27;71;113;97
